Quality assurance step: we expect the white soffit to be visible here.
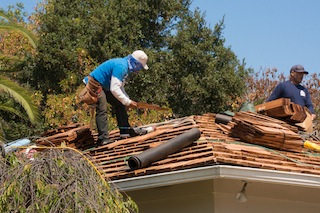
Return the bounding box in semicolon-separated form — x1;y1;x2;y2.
112;165;320;191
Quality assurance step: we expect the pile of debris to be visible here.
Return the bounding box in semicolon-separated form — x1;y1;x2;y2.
255;98;313;132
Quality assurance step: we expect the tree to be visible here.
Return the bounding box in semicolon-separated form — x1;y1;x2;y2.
32;0;106;94
158;11;250;116
0;9;40;141
243;67;285;105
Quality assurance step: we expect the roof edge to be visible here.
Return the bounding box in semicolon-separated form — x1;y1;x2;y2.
112;165;320;191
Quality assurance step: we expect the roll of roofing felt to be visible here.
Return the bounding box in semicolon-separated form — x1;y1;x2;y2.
215;113;233;125
127;128;201;170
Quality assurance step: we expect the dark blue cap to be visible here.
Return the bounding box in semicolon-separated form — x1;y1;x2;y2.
290;65;308;74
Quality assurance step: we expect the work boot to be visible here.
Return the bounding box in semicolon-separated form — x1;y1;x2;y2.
120;127;147;139
96;139;111;147
133;127;148;135
120;126;156;139
133;126;156;135
120;128;138;138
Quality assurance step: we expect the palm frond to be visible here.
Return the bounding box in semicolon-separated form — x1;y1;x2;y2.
0;10;11;22
0;23;37;48
0;77;40;124
0;104;29;121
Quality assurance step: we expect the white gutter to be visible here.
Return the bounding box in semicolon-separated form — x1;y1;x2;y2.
112;165;320;191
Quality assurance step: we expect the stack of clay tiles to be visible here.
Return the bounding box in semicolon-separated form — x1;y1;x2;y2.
36;123;95;150
229;111;303;152
254;98;307;123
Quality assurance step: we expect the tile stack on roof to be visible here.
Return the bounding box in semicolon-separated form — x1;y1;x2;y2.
230;111;303;152
36;124;95;149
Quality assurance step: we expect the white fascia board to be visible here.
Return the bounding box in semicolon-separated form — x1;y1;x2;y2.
111;165;320;191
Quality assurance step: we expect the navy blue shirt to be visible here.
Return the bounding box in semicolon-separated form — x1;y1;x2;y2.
267;80;315;114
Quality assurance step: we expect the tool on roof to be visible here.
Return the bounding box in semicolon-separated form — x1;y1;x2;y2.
303;140;320;152
136;102;170;111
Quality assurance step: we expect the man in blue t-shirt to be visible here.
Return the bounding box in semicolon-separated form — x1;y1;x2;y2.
84;50;149;146
267;64;316;120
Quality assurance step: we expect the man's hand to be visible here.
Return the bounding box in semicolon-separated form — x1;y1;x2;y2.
312;114;316;120
128;100;138;108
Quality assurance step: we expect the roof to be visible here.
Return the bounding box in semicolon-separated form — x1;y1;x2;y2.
77;113;320;182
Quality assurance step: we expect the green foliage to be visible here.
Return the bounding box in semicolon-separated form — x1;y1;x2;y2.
0;77;40;123
0;22;36;49
32;0;108;94
0;149;138;212
0;7;41;141
127;9;251;117
43;87;119;130
127;107;173;128
0;7;35;73
164;11;249;116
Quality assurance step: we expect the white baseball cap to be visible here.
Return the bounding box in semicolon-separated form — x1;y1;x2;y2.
132;50;149;70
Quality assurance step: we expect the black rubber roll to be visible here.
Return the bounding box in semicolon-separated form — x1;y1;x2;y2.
215;113;232;125
128;128;201;170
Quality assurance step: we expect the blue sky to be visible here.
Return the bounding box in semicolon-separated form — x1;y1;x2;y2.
1;0;320;75
189;0;320;75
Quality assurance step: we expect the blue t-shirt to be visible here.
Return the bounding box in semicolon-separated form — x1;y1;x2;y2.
267;80;315;113
88;56;129;90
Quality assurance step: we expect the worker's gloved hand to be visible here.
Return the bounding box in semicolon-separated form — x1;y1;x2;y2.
128;100;138;108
